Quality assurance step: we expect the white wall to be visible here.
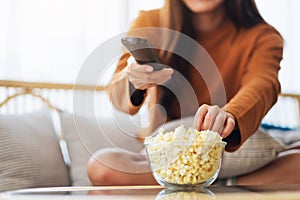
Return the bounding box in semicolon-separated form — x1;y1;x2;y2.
0;0;129;83
256;0;300;93
128;0;164;22
0;0;299;94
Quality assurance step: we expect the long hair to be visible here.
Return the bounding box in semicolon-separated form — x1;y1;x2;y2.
224;0;266;27
179;0;266;31
157;0;267;120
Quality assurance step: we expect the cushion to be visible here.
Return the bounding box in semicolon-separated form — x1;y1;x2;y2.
219;128;285;178
266;128;300;150
0;110;70;192
60;110;143;186
154;117;286;178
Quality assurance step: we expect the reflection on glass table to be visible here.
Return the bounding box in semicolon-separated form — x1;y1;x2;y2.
156;187;215;200
1;185;300;200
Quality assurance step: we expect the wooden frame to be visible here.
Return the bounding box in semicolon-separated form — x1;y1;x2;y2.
0;80;299;126
0;80;106;114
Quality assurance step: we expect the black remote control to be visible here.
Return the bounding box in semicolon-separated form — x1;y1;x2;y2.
121;37;165;71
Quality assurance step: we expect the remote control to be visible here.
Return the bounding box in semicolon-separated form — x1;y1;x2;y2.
121;37;165;71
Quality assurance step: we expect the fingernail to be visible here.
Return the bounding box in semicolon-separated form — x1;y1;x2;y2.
168;69;174;74
220;132;225;138
146;67;153;72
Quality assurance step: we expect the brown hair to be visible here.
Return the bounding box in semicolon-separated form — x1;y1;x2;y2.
179;0;266;33
224;0;266;27
157;0;268;120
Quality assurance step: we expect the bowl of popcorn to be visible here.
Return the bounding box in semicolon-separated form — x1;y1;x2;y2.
144;125;226;188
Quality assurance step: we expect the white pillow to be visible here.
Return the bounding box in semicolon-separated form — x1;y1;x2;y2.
60;112;143;186
0;108;143;191
0;110;70;192
219;128;285;178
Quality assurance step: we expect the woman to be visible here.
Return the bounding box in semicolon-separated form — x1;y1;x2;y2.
87;0;300;185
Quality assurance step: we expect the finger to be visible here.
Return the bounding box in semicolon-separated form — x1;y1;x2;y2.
127;67;173;90
134;82;156;90
126;65;151;83
220;117;236;138
193;104;209;130
129;63;153;73
127;70;164;85
202;106;219;131
148;68;173;84
127;70;158;89
211;111;227;134
126;71;145;89
127;76;150;90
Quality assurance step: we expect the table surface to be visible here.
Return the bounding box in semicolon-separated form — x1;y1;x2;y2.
1;185;300;200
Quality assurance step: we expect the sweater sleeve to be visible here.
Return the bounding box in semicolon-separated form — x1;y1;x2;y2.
224;27;283;151
106;10;158;115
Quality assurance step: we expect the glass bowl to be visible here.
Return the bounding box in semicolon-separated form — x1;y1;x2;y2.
144;126;226;189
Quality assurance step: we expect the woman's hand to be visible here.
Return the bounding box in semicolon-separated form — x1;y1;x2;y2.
193;104;236;138
126;57;174;90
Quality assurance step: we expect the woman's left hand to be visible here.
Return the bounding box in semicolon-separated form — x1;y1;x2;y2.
193;104;236;138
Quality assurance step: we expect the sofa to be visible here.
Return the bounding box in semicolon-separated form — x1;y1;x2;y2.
0;80;143;192
1;80;300;192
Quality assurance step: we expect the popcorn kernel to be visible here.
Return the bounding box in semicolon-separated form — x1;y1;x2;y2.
145;126;225;185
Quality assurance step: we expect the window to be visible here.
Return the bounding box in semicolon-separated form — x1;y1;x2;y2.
0;0;163;84
256;0;300;93
0;0;299;94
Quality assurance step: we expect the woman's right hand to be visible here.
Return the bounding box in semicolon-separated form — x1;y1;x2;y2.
126;57;174;90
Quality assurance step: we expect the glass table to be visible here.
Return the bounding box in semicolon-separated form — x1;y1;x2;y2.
1;185;300;200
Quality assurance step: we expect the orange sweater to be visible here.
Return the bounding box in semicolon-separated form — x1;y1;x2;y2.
107;8;283;151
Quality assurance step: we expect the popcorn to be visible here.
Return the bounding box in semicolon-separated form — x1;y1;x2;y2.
145;125;225;185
